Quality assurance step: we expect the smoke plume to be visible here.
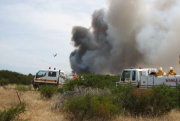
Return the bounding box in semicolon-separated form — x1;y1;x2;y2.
70;0;180;74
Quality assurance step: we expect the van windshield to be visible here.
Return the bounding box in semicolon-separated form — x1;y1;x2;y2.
36;71;46;78
121;71;130;81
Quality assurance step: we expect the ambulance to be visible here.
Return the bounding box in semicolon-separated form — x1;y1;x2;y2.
32;68;69;89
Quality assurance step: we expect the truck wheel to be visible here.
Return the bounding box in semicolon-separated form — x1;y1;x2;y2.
33;84;38;89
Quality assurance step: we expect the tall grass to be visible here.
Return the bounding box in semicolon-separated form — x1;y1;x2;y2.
15;84;32;91
0;85;66;121
0;103;26;121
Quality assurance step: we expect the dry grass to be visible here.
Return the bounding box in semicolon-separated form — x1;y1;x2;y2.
0;85;66;121
0;85;180;121
114;110;180;121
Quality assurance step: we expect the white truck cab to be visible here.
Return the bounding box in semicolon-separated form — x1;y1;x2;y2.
33;69;67;88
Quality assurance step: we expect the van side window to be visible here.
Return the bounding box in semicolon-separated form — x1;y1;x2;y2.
132;71;136;81
48;71;56;77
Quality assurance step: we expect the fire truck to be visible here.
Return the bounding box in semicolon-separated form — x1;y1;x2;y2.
32;68;70;89
116;68;180;88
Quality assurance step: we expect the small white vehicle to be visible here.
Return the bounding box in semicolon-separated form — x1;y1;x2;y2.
33;68;69;88
116;68;180;88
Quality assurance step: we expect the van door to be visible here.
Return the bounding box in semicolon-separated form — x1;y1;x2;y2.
140;75;148;88
121;70;131;82
35;71;47;82
46;71;58;84
59;71;65;84
131;70;137;86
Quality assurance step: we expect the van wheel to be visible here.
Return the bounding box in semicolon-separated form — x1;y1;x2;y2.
33;84;39;89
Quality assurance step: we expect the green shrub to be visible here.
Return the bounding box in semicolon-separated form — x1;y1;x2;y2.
54;74;180;118
39;85;57;98
151;84;179;116
0;70;33;85
63;74;119;91
0;78;9;86
113;84;138;115
51;87;111;112
16;84;31;91
176;85;180;109
64;94;121;121
56;87;64;93
113;84;179;117
0;103;26;121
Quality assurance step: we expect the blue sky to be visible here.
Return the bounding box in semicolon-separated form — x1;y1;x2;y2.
0;0;107;74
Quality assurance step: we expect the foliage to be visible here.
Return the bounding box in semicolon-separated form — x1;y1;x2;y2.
0;103;26;121
64;94;121;121
52;87;111;112
0;78;9;86
176;85;180;109
63;74;119;91
0;70;33;85
151;84;179;116
113;84;179;117
56;87;64;93
38;85;58;99
15;84;32;91
52;73;180;119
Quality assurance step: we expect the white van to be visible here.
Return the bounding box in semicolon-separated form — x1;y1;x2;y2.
33;69;67;88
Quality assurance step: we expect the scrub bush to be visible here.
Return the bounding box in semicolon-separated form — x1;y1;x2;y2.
63;74;119;91
52;87;111;111
0;103;26;121
121;88;153;116
0;70;33;85
64;94;121;121
39;85;57;99
151;84;179;116
56;87;64;93
176;85;180;109
114;84;179;117
53;73;180;119
0;78;9;86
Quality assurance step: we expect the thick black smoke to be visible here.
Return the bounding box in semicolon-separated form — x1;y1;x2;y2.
70;0;180;74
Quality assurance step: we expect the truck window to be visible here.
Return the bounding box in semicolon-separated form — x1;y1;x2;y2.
60;72;65;78
60;72;64;75
132;71;136;81
121;71;130;81
36;71;46;78
48;71;56;77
